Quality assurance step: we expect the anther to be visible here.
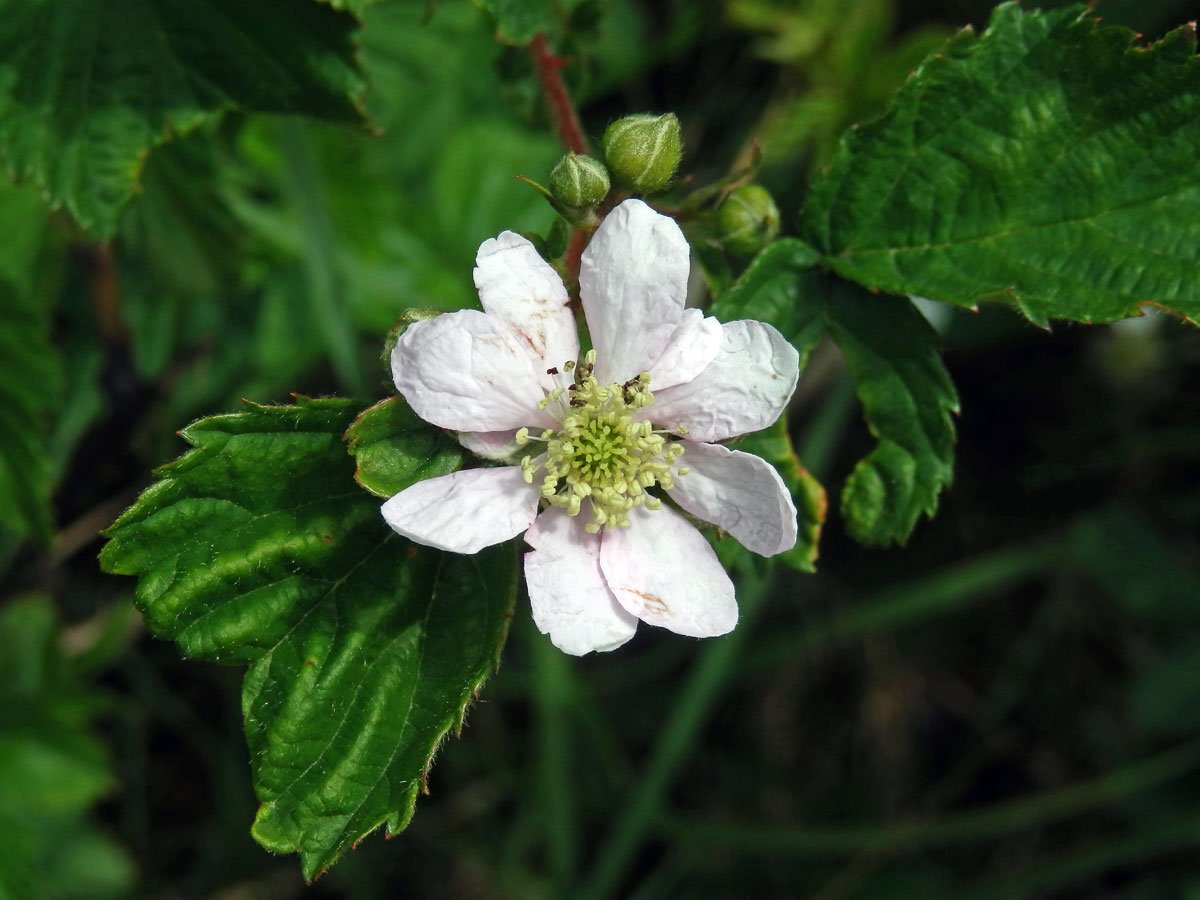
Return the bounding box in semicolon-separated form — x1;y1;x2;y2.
534;353;683;530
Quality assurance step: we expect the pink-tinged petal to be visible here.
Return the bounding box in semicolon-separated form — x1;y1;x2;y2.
599;505;737;638
524;508;639;656
646;308;724;391
667;442;797;556
580;199;690;385
474;231;579;378
392;309;557;432
648;320;799;442
381;467;539;554
458;429;521;461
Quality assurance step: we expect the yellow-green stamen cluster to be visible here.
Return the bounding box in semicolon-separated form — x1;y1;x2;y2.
517;352;684;533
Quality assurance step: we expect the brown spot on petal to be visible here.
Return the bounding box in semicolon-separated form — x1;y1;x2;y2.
628;589;670;616
512;326;547;357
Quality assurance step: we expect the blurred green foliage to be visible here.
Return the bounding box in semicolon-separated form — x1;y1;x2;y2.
728;0;953;171
0;0;367;235
0;596;133;899
0;0;1197;896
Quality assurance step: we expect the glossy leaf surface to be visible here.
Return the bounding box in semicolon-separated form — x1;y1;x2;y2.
100;397;517;879
346;396;466;499
802;4;1200;326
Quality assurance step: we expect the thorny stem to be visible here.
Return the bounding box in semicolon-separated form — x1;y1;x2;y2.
530;33;592;290
530;33;589;156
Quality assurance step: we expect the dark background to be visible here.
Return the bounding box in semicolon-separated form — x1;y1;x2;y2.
3;0;1198;897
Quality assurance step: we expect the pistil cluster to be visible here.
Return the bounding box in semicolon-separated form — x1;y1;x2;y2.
517;351;685;532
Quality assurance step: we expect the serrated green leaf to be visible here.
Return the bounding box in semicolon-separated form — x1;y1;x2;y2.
729;415;827;573
801;3;1200;327
828;284;958;545
346;396;465;498
0;280;64;543
713;249;957;545
100;397;518;879
0;0;367;236
470;0;553;45
248;540;517;879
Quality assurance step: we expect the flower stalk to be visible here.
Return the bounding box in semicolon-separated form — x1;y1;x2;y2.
530;33;589;156
529;33;592;288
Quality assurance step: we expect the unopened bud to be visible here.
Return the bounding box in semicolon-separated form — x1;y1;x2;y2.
601;113;682;194
549;152;611;209
716;185;780;256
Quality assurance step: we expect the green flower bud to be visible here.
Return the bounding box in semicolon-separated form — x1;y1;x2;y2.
716;185;780;256
601;113;683;194
549;152;611;209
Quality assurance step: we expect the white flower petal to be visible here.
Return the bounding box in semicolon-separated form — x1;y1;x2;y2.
524;508;639;656
458;429;521;461
474;231;579;378
646;308;724;391
580;199;690;385
648;320;799;442
392;309;557;432
381;466;540;554
599;505;737;638
667;442;798;556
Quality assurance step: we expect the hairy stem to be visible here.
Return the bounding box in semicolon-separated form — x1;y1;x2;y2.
530;33;589;155
530;33;592;288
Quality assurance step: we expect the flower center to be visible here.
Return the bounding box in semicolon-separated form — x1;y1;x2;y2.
517;352;685;533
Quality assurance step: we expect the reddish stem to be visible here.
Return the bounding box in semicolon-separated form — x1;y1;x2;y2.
88;242;127;345
530;33;593;290
564;228;588;296
530;33;589;156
